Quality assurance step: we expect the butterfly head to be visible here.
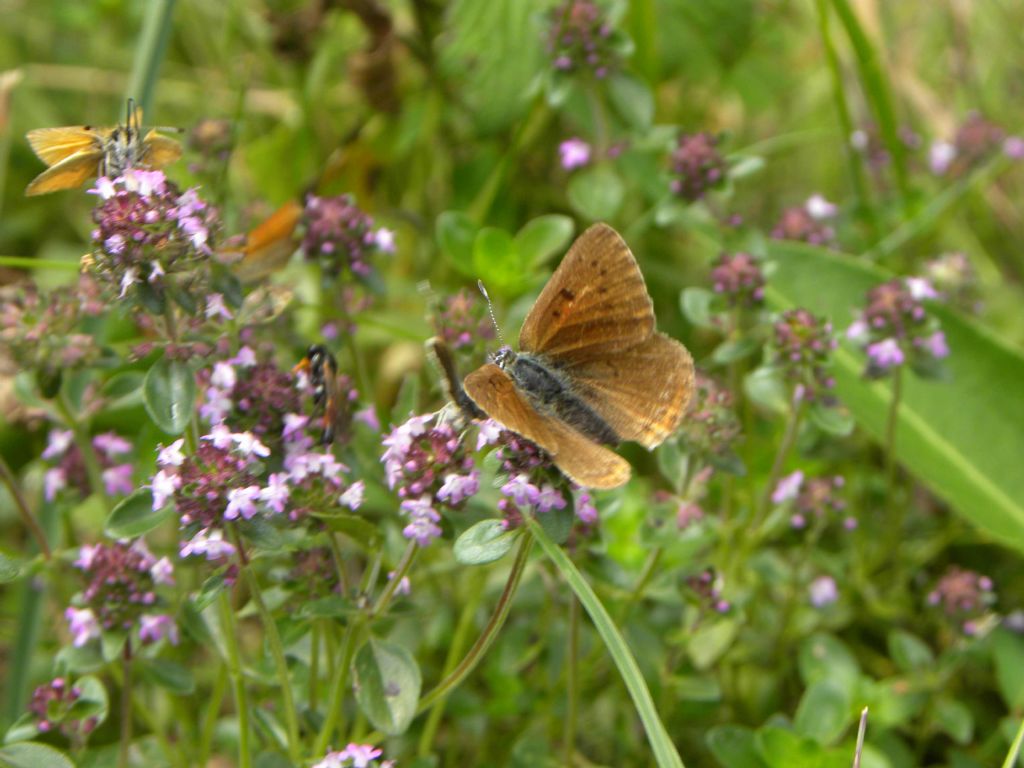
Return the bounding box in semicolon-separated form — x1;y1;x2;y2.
491;345;516;370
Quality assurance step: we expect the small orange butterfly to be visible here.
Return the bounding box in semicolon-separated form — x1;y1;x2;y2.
25;99;182;196
224;200;303;282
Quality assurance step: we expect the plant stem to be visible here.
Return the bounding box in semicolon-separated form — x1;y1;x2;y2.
56;391;108;514
883;366;904;548
0;454;50;559
118;640;133;768
370;541;418;617
219;590;252;768
417;576;486;757
232;528;301;764
564;595;580;768
126;0;176;115
198;665;227;767
415;533;532;714
310;621;321;713
314;616;364;755
1002;713;1024;768
754;399;805;532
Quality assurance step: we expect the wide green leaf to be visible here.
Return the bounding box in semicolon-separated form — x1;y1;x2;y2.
767;241;1024;552
143;357;196;435
568;164;625;222
515;215;574;268
353;637;422;736
453;520;517;565
0;742;74;768
105;488;173;539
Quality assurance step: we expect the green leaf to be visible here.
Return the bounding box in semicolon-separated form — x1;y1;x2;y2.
353;637;422;736
100;629;127;662
728;154;765;180
525;516;684;768
0;742;75;768
680;287;718;329
537;504;573;545
798;633;860;693
794;680;851;746
101;371;146;409
887;629;934;672
297;596;357;620
453;520;518;565
567;164;625;222
65;675;108;723
711;337;761;365
436;211;478;277
607;72;655;130
139;659;195;694
143;357;196;435
807;402;855;437
515;215;574;268
756;727;848;768
0;552;22;584
706;726;768;768
744;367;789;414
687;618;738;670
473;227;524;292
312;512;380;548
934;697;973;745
671;675;721;703
767;241;1024;551
105;488;173;539
992;628;1024;711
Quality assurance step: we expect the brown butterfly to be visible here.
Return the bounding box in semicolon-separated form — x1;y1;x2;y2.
25;99;182;196
224;200;303;282
461;223;694;489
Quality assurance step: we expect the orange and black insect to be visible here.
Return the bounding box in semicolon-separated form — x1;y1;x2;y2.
294;344;350;444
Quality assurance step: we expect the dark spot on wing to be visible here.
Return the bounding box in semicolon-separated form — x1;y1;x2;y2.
599;268;607;276
552;310;561;318
590;259;598;267
559;288;575;301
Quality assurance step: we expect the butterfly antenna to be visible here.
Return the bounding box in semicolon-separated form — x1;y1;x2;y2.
477;280;505;347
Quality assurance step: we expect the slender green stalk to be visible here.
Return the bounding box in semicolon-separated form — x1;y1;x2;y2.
525;517;685;768
417;575;486;757
828;0;910;203
564;596;580;768
1001;714;1024;768
218;591;252;768
55;391;107;514
126;0;177;115
310;621;321;713
853;706;868;768
753;399;805;532
0;256;79;270
313;617;364;755
415;533;532;715
118;641;133;768
813;0;877;237
198;665;228;767
0;454;50;559
233;531;301;764
370;541;418;617
883;366;904;538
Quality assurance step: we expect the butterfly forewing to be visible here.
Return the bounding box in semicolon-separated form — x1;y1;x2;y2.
26;126;103;166
464;363;631;488
564;332;694;448
518;223;654;361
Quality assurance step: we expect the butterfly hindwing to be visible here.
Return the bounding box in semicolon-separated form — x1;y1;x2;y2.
563;332;694;449
464;363;631;489
25;151;103;196
518;223;654;362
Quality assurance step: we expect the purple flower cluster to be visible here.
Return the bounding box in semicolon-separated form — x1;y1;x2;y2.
846;277;949;378
927;565;996;635
771;195;837;245
64;539;176;648
929;112;1017;177
382;414;479;545
88;169;219;302
28;677;99;741
769;309;838;403
0;278;103;385
313;743;394;768
300;193;394;278
559;137;592;170
675;374;742;464
669;132;726;202
808;575;839;608
43;429;135;501
686;569;730;614
433;288;495;352
545;0;619;79
709;252;765;308
199;348;303;445
771;471;853;531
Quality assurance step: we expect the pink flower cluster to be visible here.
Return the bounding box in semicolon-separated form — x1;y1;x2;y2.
43;429;134;501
